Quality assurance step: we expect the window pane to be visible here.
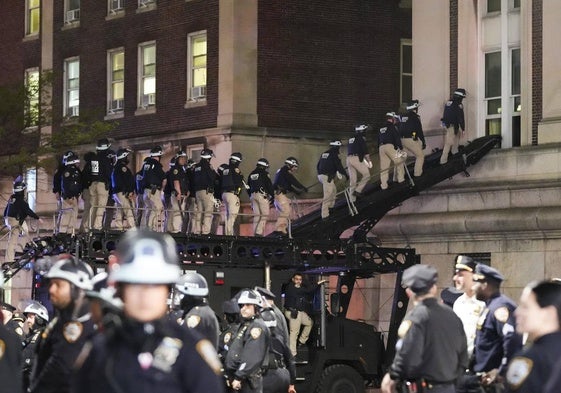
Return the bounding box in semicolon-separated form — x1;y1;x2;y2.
401;75;412;103
192;37;207;57
69;0;80;10
402;44;412;74
143;64;155;76
511;48;520;95
143;45;156;65
69;90;79;106
113;81;124;100
487;0;500;13
487;99;501;115
144;77;156;94
30;0;40;7
29;9;40;34
193;68;207;86
193;55;206;68
485;52;501;98
486;119;501;136
513;96;521;112
113;69;124;80
512;0;520;9
113;52;124;71
68;61;79;78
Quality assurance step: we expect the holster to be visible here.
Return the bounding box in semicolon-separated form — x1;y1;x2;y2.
151;185;158;195
327;174;334;183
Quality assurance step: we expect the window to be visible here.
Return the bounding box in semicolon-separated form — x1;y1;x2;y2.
138;42;156;109
26;0;40;36
24;68;40;128
108;49;125;114
187;31;207;101
65;0;80;24
138;0;156;9
487;0;500;13
108;0;124;14
511;48;521;146
510;0;520;10
400;39;412;104
64;58;80;117
187;144;204;162
25;168;37;211
485;52;501;137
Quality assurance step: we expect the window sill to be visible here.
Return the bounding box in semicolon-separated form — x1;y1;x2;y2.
105;11;125;21
22;126;39;135
134;107;156;116
184;98;207;109
104;112;125;121
22;33;39;42
136;4;157;14
61;21;80;30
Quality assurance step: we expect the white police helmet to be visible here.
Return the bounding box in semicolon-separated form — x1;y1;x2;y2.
453;88;467;98
150;145;163;157
175;272;209;297
13;181;27;193
237;289;263;307
257;158;269;168
23;301;50;322
354;124;369;132
329;140;342;147
96;138;111;151
284;157;299;168
200;148;214;159
44;254;94;290
110;229;180;285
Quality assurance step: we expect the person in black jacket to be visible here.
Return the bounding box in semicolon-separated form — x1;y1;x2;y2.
378;112;406;190
317;140;348;219
193;149;217;235
53;152;69;233
141;145;167;231
3;178;42;263
79;151;96;233
346;124;372;200
22;301;50;392
83;138;113;230
60;152;82;234
165;151;189;233
272;157;307;235
440;88;466;164
220;152;245;236
399;100;427;177
248;158;274;236
111;148;136;230
0;271;23;393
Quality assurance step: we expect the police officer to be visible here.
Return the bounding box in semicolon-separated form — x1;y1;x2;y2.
466;264;523;392
4;309;25;340
167;150;189;233
142;145;167;231
79;151;96;233
255;286;289;346
103;149;118;230
440;88;466;165
261;309;297;393
399;100;427;177
219;300;241;361
346;124;372;200
175;272;220;349
247;158;274;237
273;157;307;235
378;112;406;190
84;271;123;330
30;254;95;393
193;148;217;234
3;179;42;263
164;156;178;231
60;152;82;234
504;280;561;393
212;163;228;235
84;138;113;230
111;147;136;230
54;151;74;233
225;289;270;393
71;229;224;393
317;140;348;219
22;301;50;391
185;158;197;233
0;271;23;393
135;166;145;227
381;264;468;393
221;152;246;236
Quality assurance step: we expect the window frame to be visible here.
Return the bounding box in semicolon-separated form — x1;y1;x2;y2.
187;144;204;162
400;39;412;105
64;57;80;118
186;30;207;103
24;68;40;129
107;48;125;117
64;0;81;25
25;0;41;36
137;41;156;112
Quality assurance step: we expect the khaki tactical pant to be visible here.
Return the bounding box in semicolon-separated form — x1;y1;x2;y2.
89;182;109;230
222;192;240;236
113;192;137;230
143;189;163;231
318;174;336;219
284;310;313;356
60;197;79;234
379;144;405;189
274;193;291;234
440;125;460;164
346;155;370;195
195;190;215;234
401;138;425;177
251;192;270;236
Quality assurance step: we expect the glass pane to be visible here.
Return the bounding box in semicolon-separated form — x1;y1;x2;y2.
487;99;501;115
69;78;79;89
512;0;520;9
143;45;156;65
113;52;124;71
113;81;124;100
487;0;500;13
193;55;206;68
143;64;155;76
402;44;412;74
511;48;520;95
485;52;501;98
30;0;40;7
69;90;79;106
193;68;207;87
113;69;124;81
68;60;79;78
513;96;521;112
29;9;40;34
512;116;521;147
401;75;412;103
69;0;80;10
486;119;501;136
192;36;207;57
143;76;156;94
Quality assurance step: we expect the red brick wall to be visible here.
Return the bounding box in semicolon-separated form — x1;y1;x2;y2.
532;0;542;145
257;1;412;132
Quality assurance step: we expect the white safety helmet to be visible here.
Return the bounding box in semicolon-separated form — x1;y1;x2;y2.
284;157;299;168
354;124;369;132
150;145;163;157
406;100;420;111
256;158;269;168
453;88;467;98
23;301;49;322
237;289;263;307
329;140;342;147
13;181;27;193
96;138;111;151
175;272;209;297
110;229;180;285
200;148;214;159
116;148;132;161
44;254;94;290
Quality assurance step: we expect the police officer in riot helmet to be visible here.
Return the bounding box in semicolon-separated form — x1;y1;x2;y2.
22;301;50;391
255;286;289;346
166;150;189;233
317;140;348;219
54;151;73;232
185;158;197;233
219;300;241;360
225;289;271;393
164;156;178;231
192;148;217;234
30;254;95;393
347;123;372;200
83;138;113;230
175;272;220;349
440;88;466;164
399;100;427;177
111;148;136;230
71;229;224;393
261;308;297;393
378;112;406;190
0;271;23;393
272;157;307;235
247;158;274;237
60;152;82;234
80;151;96;232
141;145;167;231
221;152;246;236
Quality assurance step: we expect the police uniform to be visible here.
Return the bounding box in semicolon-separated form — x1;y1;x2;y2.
60;162;82;234
30;306;96;393
505;331;561;393
399;108;426;177
387;265;468;393
0;323;23;393
166;163;189;233
224;315;271;393
85;149;113;230
135;168;145;226
346;126;371;197
378;116;405;190
23;325;44;391
3;191;39;262
186;161;198;233
183;304;221;350
4;311;25;340
111;158;137;230
141;156;166;231
272;164;306;234
219;300;241;361
255;287;289;347
247;163;274;236
440;90;466;164
221;162;245;236
71;317;225;393
317;143;348;219
79;152;96;232
53;163;64;233
193;159;217;234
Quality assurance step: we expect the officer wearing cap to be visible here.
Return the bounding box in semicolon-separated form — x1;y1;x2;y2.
224;289;270;393
452;256;485;360
255;286;289;346
0;271;23;393
71;229;224;393
219;300;241;361
505;280;561;393
30;254;95;393
247;158;274;236
317;140;348;219
381;264;467;393
466;264;522;393
378;112;405;190
347;124;372;200
440;88;466;165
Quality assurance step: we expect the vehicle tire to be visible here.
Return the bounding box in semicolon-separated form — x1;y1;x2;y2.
315;364;365;393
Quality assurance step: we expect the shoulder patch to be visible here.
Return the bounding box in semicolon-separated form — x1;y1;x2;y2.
494;306;510;323
15;327;23;336
0;339;5;360
250;327;262;339
63;321;84;343
506;357;533;389
173;169;179;175
187;315;201;328
223;332;232;344
398;320;412;338
196;339;222;375
64;171;70;177
122;166;127;173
